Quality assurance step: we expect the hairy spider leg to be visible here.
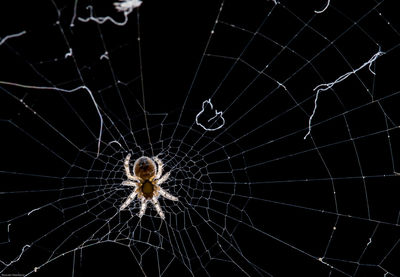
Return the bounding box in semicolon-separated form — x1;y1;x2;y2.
120;190;138;210
155;171;170;185
122;180;138;187
124;154;141;182
138;198;148;218
159;188;178;201
153;156;164;180
152;197;165;219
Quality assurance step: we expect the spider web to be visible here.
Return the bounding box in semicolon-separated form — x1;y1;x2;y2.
1;0;400;276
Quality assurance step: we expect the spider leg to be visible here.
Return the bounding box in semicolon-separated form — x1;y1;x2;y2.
124;154;142;182
124;154;133;178
153;156;164;180
122;180;138;187
152;197;165;220
156;171;170;185
138;199;148;218
159;188;178;201
120;190;137;210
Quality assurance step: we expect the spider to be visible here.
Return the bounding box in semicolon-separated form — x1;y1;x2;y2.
120;154;178;219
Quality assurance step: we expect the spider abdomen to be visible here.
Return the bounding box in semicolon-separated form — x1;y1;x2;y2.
134;156;156;179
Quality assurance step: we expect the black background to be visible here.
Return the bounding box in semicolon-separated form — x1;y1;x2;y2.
1;0;400;276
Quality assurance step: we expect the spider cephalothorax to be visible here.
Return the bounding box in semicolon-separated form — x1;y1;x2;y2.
120;154;178;219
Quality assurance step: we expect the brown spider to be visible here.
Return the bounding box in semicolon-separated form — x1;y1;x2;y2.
120;154;178;219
